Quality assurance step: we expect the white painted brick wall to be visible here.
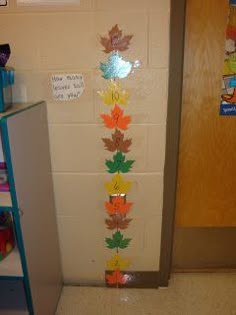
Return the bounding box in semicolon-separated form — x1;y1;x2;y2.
0;0;170;284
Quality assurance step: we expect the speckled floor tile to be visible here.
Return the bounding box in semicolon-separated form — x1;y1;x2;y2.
56;287;113;315
56;273;236;315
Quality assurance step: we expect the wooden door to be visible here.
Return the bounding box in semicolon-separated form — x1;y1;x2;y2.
173;0;236;269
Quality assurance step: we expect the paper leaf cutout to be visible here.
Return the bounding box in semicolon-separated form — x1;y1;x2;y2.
105;174;132;195
100;24;133;53
101;105;131;130
106;151;134;173
98;81;129;106
106;254;130;270
106;217;132;230
106;270;127;285
100;52;135;80
106;196;133;215
102;130;132;153
105;230;131;249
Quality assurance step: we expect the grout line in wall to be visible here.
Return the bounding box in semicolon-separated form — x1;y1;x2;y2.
145;122;150;170
52;171;164;176
48;122;167;127
0;9;152;16
56;215;164;220
147;10;150;67
14;66;169;73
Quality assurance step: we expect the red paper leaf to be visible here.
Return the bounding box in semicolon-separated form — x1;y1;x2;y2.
100;24;133;53
106;270;127;285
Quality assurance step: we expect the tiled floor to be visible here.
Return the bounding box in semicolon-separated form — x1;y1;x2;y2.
56;273;236;315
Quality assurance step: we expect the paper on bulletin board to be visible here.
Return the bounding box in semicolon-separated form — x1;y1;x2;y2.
220;0;236;115
51;73;85;101
17;0;80;5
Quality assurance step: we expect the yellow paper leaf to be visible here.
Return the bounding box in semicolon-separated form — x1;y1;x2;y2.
106;254;130;271
98;81;129;106
105;174;132;195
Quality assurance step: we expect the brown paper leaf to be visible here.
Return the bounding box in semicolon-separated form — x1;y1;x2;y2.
102;129;132;153
102;138;117;152
100;24;133;53
119;139;132;153
105;217;132;230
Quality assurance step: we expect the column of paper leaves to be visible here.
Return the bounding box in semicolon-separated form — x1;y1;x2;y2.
98;24;139;287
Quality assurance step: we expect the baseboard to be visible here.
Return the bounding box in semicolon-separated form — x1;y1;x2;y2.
105;271;160;288
172;268;236;273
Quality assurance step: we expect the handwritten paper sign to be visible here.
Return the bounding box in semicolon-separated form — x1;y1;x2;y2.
0;0;7;6
51;73;85;101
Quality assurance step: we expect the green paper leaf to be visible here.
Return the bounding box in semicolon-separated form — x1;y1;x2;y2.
115;151;126;163
105;151;135;173
120;160;135;173
119;238;132;249
105;160;118;173
106;237;117;249
105;231;132;249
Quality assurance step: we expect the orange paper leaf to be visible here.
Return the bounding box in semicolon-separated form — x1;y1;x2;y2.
105;196;133;216
101;105;131;130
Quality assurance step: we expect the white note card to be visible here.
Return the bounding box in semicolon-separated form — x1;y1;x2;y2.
51;73;85;101
17;0;80;5
0;0;7;6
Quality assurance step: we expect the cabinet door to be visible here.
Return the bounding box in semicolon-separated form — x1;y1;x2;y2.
6;103;62;314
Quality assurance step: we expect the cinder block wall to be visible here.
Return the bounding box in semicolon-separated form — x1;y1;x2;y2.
0;0;170;284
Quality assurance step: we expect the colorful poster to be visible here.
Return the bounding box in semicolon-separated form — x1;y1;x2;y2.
220;0;236;115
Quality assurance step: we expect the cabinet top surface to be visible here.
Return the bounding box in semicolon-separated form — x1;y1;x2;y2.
0;102;44;121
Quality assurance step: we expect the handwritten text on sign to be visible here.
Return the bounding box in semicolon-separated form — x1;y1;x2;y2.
51;73;85;101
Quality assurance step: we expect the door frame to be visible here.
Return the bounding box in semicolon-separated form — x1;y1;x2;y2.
158;0;186;286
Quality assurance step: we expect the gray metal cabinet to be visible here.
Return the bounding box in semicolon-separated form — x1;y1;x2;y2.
0;102;62;314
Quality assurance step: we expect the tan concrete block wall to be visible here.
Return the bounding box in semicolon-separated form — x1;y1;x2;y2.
0;0;170;284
